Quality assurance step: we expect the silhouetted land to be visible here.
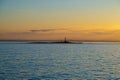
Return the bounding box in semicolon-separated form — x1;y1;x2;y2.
0;40;120;42
30;41;83;44
30;37;83;44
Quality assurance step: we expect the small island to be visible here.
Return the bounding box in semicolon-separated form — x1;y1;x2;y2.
30;37;82;44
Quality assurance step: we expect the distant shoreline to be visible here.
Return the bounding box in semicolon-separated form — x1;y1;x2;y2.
0;40;120;43
0;40;120;42
29;41;83;44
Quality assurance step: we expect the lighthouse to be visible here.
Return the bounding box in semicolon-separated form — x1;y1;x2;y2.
64;37;69;43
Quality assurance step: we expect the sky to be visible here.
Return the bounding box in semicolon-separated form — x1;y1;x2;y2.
0;0;120;41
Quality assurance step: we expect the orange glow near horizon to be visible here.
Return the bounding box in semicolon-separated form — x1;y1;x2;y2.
0;0;120;41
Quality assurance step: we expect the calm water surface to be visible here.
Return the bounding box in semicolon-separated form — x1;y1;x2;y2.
0;42;120;80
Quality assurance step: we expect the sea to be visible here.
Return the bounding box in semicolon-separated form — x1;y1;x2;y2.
0;42;120;80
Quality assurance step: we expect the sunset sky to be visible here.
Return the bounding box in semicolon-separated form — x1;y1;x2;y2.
0;0;120;41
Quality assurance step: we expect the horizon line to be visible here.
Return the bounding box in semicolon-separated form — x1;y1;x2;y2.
0;39;120;42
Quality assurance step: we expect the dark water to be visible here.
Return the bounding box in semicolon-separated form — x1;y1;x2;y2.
0;42;120;80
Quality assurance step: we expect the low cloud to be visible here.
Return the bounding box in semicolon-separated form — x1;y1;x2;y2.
1;28;120;36
0;28;69;36
30;28;69;33
30;29;56;33
92;31;112;35
91;30;120;35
